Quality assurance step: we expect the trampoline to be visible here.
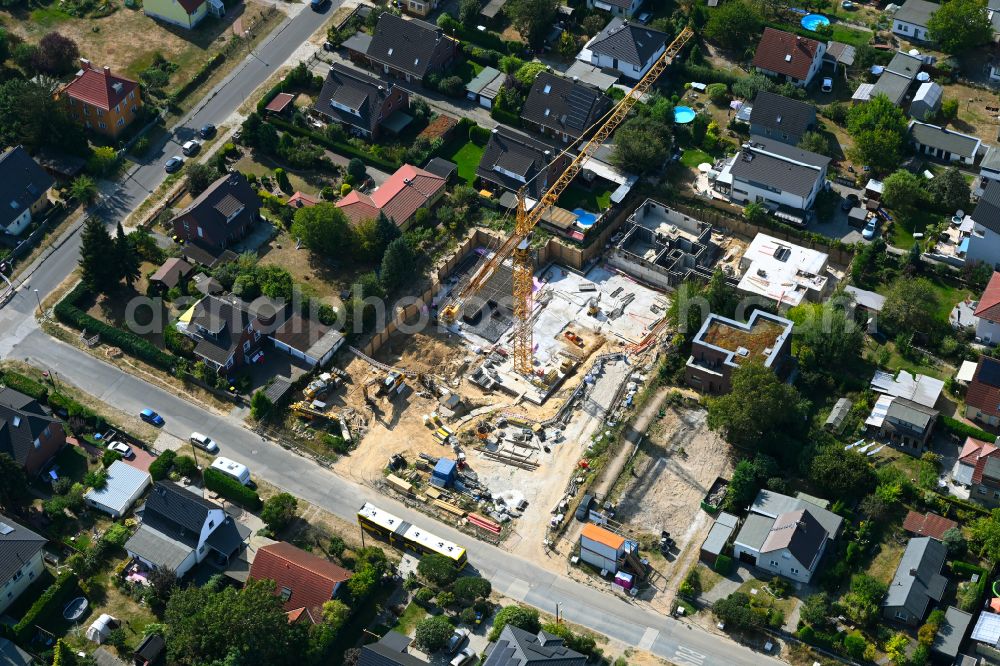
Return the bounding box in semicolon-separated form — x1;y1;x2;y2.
801;13;830;30
674;106;696;124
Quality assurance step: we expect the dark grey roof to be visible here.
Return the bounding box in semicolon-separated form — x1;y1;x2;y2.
0;513;45;585
205;516;247;557
313;63;397;135
0;388;60;470
894;0;938;27
588;18;668;67
476;126;560;200
0;638;35;666
973;179;1000;234
933;607;973;658
886;396;938;432
760;508;827;569
367;12;452;79
520;72;613;140
752;489;843;538
483;625;587;666
729;136;830;198
884;537;948;620
423;157;457;180
144;481;216;544
887;51;922;78
871;71;913;106
134;633;165;663
263;377;293;405
910;121;981;159
124;524;192;571
171;172;258;234
749;92;816;139
189;294;286;366
0;146;53;233
702;513;738;556
733;513;774;551
358;631;427;666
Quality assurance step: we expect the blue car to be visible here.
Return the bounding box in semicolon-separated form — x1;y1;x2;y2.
140;408;164;426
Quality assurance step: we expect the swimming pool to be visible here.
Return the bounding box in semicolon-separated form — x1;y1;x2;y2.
674;106;696;124
573;208;598;227
801;13;830;30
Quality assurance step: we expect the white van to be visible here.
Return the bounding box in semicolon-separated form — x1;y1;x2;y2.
210;456;251;486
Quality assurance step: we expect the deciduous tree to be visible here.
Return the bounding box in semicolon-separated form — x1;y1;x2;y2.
881;169;925;212
928;0;992;52
417;553;459;588
704;1;763;50
881;277;940;338
33;32;79;75
261;492;298;532
847;94;908;172
414;616;453;652
291;203;356;261
612;115;671;174
488;605;540;640
809;446;876;498
186;163;221;196
504;0;559;46
928;166;970;212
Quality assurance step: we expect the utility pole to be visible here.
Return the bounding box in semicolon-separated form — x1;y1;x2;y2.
555;602;561;625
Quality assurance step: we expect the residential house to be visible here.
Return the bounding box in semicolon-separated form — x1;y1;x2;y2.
0;513;46;615
903;510;958;540
179;294;285;376
910;81;943;120
735;233;831;308
482;625;587;666
866;396;939;453
714;136;831;217
358;631;428;666
953;436;1000;496
0;387;66;477
84;460;151;518
144;0;223;29
965;355;1000;427
909;120;981;165
476;127;572;201
466;66;506;109
336;163;446;229
844;285;886;316
586;0;643;19
125;481;247;578
400;0;437;18
892;0;938;43
748;92;817;146
364;13;458;84
248;541;352;623
976;272;1000;343
0;146;53;237
270;313;345;368
0;638;36;666
982;146;1000;192
966;179;1000;267
751;28;826;88
148;257;193;294
519;72;613;143
583;18;668;81
967;451;1000;508
684;309;794;394
312;63;409;140
932;607;973;663
60;59;142;138
171;172;260;250
870;369;944;408
854;51;922;107
883;537;948;626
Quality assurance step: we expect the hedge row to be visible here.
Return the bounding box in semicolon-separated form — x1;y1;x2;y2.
54;284;177;371
266;116;400;171
204;467;261;509
950;560;987;579
0;371;48;401
674;62;743;88
941;415;995;443
169;53;226;108
936;492;991;517
256;78;286;114
490;107;520;127
14;571;76;642
149;449;177;481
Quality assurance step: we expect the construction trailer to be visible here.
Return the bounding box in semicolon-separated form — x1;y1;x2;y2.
579;523;639;575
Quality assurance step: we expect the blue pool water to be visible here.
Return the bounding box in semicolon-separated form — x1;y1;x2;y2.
801;13;830;30
573;208;598;227
674;106;696;124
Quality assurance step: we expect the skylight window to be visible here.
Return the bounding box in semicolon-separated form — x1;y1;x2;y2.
784;54;792;62
388;47;394;56
543;84;551;94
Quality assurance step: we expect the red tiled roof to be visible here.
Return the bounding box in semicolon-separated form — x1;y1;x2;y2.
751;28;822;82
288;192;319;208
265;93;295;114
902;510;958;540
176;0;204;13
959;436;999;483
967;357;1000;417
248;542;352;622
976;272;1000;323
336;164;445;226
62;61;138;111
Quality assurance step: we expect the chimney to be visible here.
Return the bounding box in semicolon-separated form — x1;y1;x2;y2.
103;65;111;76
909;568;917;576
79;58;91;71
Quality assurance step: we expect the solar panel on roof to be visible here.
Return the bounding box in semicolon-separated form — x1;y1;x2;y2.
980;357;1000;388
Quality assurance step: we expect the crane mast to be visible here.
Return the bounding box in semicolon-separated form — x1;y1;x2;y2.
443;26;695;375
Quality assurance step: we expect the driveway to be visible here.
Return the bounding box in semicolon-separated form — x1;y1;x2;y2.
806;182;865;244
124;446;156;474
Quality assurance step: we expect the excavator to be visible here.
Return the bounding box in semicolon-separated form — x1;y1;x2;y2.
439;26;695;375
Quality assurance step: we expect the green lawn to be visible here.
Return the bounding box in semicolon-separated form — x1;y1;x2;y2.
391;602;427;637
887;207;946;250
829;24;873;47
557;182;613;212
680;148;712;169
441;139;486;187
452;58;485;84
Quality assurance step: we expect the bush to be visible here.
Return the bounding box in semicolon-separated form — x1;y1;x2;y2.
102;449;122;468
706;83;729;105
415;615;453;652
148;449;176;481
103;523;130;548
453;576;491;600
203;467;261;509
14;571;76;642
172;455;198;478
469;124;492;146
418;553;459;588
950;560;987;579
714;554;732;574
0;371;48;401
941;415;995;443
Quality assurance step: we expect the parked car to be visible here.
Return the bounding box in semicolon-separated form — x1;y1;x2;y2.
450;648;475;666
164;156;184;173
190;432;220;453
140;408;164;426
862;218;878;240
447;628;470;654
821;77;833;93
198;123;216;139
108;441;134;459
310;0;329;9
182;140;201;156
841;193;859;211
575;493;595;521
323;40;335;52
637;11;651;23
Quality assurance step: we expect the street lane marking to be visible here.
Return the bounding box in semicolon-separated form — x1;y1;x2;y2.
638;627;658;650
506;578;530;600
674;646;706;666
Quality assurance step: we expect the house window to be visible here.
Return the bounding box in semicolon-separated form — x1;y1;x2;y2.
243;341;251;353
769;560;778;568
980;488;988;495
115;104;120;114
895;610;907;620
97;109;103;117
199;545;205;554
280;587;292;601
209;520;215;529
43;425;50;438
790;567;799;574
117;118;125;127
128;91;134;100
253;330;261;342
99;122;107;129
83;106;89;116
994;491;1000;499
131;106;137;114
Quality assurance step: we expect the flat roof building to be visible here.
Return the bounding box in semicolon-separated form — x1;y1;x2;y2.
685;310;794;394
737;233;831;308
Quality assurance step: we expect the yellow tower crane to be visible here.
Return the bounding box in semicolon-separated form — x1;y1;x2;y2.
441;26;695;374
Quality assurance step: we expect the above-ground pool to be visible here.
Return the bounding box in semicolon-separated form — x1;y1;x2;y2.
801;13;830;30
674;106;696;124
573;208;599;227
